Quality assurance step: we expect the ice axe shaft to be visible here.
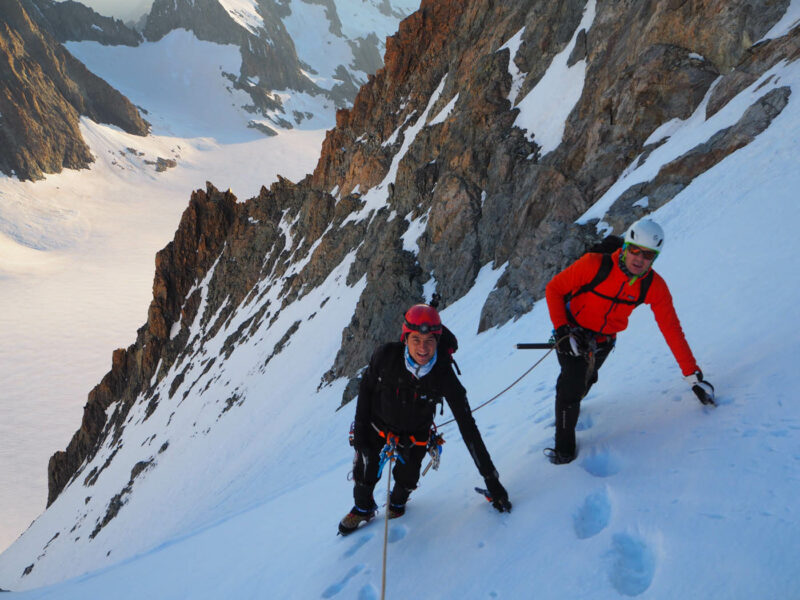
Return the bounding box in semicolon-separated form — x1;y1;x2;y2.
516;343;555;350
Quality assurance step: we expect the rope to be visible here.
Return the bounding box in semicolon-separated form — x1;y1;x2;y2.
358;344;559;598
436;347;554;428
380;439;396;600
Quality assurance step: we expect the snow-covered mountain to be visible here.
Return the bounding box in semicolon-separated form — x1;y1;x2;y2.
138;0;419;131
0;0;415;555
2;0;418;181
2;0;800;597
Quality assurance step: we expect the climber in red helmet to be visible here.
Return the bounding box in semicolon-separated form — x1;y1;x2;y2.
338;303;511;535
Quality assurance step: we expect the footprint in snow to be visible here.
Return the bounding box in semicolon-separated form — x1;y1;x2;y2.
388;524;408;543
342;532;373;558
712;394;733;407
581;447;622;478
605;533;656;596
321;564;364;598
770;429;790;438
576;413;594;431
573;488;612;539
357;584;379;600
532;410;550;424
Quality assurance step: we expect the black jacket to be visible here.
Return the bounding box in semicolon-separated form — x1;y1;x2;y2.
353;342;499;479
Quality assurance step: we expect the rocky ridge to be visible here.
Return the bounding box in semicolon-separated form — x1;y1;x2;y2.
46;0;797;521
0;0;149;180
24;0;143;46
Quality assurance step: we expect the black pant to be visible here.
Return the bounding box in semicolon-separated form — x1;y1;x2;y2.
352;427;428;510
554;340;614;455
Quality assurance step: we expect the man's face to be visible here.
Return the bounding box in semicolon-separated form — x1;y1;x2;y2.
623;244;657;276
406;331;437;365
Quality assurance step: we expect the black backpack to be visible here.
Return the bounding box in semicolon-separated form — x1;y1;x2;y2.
567;235;653;307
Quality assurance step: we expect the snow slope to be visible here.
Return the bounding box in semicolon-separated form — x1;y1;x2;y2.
0;31;330;554
1;0;421;554
1;17;799;597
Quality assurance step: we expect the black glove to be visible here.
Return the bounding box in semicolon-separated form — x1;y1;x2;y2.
554;325;578;356
685;370;716;406
484;476;512;513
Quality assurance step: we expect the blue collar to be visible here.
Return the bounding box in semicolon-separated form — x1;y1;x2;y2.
404;346;437;379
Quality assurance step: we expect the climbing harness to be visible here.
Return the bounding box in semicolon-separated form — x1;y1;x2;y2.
372;423;428;447
376;433;404;479
349;345;554;481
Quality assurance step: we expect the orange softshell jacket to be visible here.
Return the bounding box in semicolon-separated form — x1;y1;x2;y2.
546;249;699;376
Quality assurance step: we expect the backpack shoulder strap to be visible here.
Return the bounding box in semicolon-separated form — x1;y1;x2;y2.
568;254;654;307
567;253;613;302
636;271;654;306
375;343;404;384
438;325;460;374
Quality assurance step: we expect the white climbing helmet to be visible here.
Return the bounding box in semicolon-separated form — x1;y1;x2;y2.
624;218;665;252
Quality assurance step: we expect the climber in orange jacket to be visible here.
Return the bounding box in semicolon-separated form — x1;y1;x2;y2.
543;218;715;464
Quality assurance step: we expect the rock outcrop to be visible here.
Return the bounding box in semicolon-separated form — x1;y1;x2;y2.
47;0;798;505
49;184;240;503
0;0;148;180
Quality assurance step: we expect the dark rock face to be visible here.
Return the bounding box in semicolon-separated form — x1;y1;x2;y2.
0;0;149;181
47;0;798;502
24;0;143;46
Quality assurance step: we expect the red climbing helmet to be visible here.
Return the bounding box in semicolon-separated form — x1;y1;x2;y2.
401;304;442;341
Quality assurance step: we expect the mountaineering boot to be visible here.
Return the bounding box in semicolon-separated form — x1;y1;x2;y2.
544;447;577;465
387;503;406;519
338;505;376;536
389;484;413;508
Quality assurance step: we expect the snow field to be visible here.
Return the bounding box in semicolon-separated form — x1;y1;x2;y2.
0;32;330;553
